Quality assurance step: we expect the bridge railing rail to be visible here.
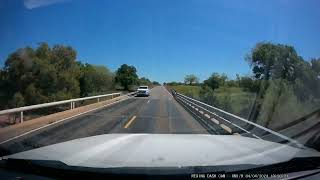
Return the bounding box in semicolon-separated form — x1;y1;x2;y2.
172;90;304;148
0;92;128;123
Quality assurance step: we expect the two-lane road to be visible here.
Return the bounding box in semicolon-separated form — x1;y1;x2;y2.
0;86;208;156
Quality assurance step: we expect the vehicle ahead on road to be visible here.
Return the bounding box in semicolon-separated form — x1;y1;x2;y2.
136;86;150;97
1;134;320;179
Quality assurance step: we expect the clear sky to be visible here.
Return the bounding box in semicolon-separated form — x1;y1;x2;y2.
1;0;319;83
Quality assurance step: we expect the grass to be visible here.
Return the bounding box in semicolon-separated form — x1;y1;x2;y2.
170;85;202;99
214;86;245;94
169;85;256;119
169;84;320;141
213;90;256;119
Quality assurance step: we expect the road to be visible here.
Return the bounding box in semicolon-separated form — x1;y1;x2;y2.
0;86;208;156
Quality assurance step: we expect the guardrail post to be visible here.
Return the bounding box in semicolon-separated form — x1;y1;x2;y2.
20;111;24;123
111;94;114;99
97;98;100;102
70;102;75;109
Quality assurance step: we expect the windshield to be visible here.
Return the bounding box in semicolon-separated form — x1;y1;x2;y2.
0;0;320;178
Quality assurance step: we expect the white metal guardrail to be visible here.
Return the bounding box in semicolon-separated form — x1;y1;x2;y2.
172;90;304;148
0;92;125;123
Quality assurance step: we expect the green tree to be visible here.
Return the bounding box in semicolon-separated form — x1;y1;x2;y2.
24;84;45;105
255;80;309;129
152;81;160;85
92;65;113;91
51;45;81;100
9;92;25;108
247;42;302;81
0;43;81;108
225;80;238;87
184;74;199;85
0;69;10;109
166;81;183;86
199;85;215;105
311;58;320;74
245;42;307;122
79;64;95;96
239;76;254;90
203;73;227;91
139;77;152;86
79;64;113;96
293;59;320;101
237;76;261;92
114;64;139;90
310;58;320;98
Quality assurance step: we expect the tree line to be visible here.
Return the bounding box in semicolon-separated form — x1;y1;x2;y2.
0;43;159;109
167;42;320;129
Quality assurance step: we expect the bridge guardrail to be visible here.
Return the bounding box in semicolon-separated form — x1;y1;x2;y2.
172;90;304;148
0;92;137;123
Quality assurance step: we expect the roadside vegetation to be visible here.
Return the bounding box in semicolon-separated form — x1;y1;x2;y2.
167;85;202;100
0;43;158;110
167;42;320;130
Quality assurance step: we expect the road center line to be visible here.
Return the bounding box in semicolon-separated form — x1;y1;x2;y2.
124;115;137;128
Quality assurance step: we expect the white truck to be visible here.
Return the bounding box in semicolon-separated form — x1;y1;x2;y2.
137;86;150;97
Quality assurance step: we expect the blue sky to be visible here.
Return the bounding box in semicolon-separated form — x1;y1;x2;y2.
1;0;320;83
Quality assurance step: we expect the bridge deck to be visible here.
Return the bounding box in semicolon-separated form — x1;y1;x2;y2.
0;86;210;156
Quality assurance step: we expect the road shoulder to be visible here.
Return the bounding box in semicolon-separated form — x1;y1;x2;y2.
0;95;132;144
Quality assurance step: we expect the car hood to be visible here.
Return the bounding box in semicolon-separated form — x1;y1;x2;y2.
3;134;320;168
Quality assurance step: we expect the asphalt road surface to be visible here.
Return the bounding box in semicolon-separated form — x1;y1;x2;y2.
0;86;208;156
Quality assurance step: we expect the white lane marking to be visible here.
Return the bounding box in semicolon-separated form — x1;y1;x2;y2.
147;100;150;103
0;97;132;145
162;85;174;98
